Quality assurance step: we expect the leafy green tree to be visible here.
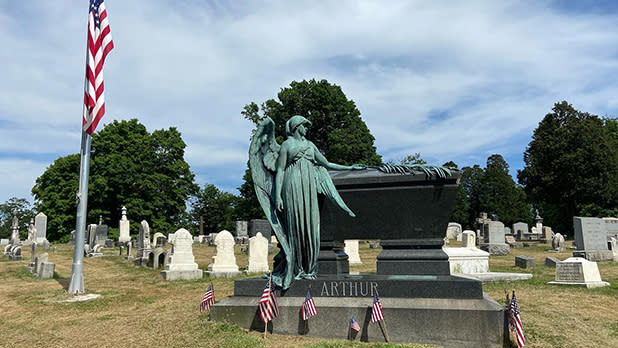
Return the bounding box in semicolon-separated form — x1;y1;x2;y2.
450;164;484;229
479;154;531;227
189;183;239;234
518;101;618;233
32;119;198;241
239;79;383;219
0;197;35;240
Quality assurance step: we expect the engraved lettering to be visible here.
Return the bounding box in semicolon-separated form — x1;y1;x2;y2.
371;282;378;296
360;282;368;296
340;281;346;296
351;281;358;296
321;282;329;296
331;281;339;296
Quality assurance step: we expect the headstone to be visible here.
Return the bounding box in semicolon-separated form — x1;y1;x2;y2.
91;244;103;256
125;242;133;260
247;232;270;273
505;235;517;246
206;230;241;277
34;252;48;274
10;209;20;245
480;221;509;255
27;219;36;244
542;226;553;242
104;239;114;248
250;219;272;240
69;230;76;245
572;217;613;261
610;237;618;262
94;223;109;246
236;220;248;238
444;247;490;274
155;236;167;248
462;230;476;248
512;222;528;240
515;256;535;269
135;220;151;265
151;232;165;248
38;262;55;279
86;224;97;247
602;217;618;238
9;246;22;261
34;212;47;243
551;233;565;252
445;222;462;240
29;242;37;270
344;240;363;265
475;212;491;240
504;227;511;235
118;206;131;243
545;257;560;268
548;257;610;288
160;228;203;280
0;239;8;246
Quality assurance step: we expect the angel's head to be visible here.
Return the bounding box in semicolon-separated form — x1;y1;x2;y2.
285;115;312;137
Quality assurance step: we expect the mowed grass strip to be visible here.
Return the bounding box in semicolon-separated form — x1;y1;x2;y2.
0;241;616;347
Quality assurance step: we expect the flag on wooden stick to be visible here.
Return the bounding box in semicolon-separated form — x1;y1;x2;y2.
301;289;317;320
259;278;279;323
510;291;526;347
200;282;215;313
371;290;384;323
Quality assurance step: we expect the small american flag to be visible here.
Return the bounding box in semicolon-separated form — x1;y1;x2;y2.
301;289;317;320
370;290;384;323
350;318;360;332
200;283;215;313
259;278;279;323
510;291;526;347
83;0;114;135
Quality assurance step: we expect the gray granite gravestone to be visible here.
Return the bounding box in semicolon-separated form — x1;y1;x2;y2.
250;219;271;240
480;221;509;255
572;217;613;261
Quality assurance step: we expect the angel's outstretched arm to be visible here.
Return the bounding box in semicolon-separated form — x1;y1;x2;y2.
312;143;365;170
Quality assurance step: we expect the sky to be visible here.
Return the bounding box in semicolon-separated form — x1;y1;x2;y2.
2;0;618;204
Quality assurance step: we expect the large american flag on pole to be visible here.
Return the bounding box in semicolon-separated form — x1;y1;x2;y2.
258;279;279;323
301;289;317;320
510;291;526;347
370;290;384;323
83;0;114;135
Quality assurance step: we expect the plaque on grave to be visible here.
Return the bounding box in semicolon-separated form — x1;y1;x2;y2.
548;257;609;288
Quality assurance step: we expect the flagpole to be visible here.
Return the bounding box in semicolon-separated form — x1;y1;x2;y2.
68;130;92;294
304;283;311;335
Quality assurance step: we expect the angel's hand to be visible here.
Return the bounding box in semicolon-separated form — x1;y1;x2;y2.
276;196;284;211
351;164;366;170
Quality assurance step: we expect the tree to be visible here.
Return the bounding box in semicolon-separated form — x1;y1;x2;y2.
32;119;198;241
0;197;35;240
239;79;383;219
449;164;484;229
479;154;531;227
518;101;618;233
189;183;239;234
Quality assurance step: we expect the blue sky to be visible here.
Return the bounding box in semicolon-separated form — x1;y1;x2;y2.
1;1;618;203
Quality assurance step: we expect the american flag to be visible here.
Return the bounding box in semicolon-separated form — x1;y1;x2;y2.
301;289;317;320
350;318;360;332
83;0;114;135
510;292;526;347
258;279;279;323
370;290;384;323
200;283;215;313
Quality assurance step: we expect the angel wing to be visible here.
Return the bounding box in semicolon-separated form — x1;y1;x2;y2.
248;117;294;288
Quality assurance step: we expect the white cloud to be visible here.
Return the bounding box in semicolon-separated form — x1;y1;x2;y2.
1;0;618;201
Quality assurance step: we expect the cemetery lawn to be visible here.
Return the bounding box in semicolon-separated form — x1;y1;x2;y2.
0;242;615;348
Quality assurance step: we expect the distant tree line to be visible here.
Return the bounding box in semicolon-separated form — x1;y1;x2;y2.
2;80;615;241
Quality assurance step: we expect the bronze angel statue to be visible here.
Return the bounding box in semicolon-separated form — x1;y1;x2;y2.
249;115;365;290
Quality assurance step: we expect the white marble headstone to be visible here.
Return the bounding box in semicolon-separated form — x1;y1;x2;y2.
247;232;269;273
207;230;240;276
160;228;202;280
35;212;47;243
462;230;476;248
344;240;362;265
118;206;131;243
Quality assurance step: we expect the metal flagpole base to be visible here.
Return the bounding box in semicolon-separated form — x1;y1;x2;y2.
68;261;85;294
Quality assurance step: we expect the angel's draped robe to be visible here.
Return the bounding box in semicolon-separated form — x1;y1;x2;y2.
281;139;320;279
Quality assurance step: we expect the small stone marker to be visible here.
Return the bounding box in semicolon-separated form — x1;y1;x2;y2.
0;239;8;246
160;228;203;280
545;257;560;268
515;256;535;269
207;230;241;278
445;222;462;240
548;257;609;288
247;232;269;273
118;206;131;243
462;230;476;248
344;240;362;265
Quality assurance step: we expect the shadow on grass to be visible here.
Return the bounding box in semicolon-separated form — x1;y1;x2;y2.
54;274;70;290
